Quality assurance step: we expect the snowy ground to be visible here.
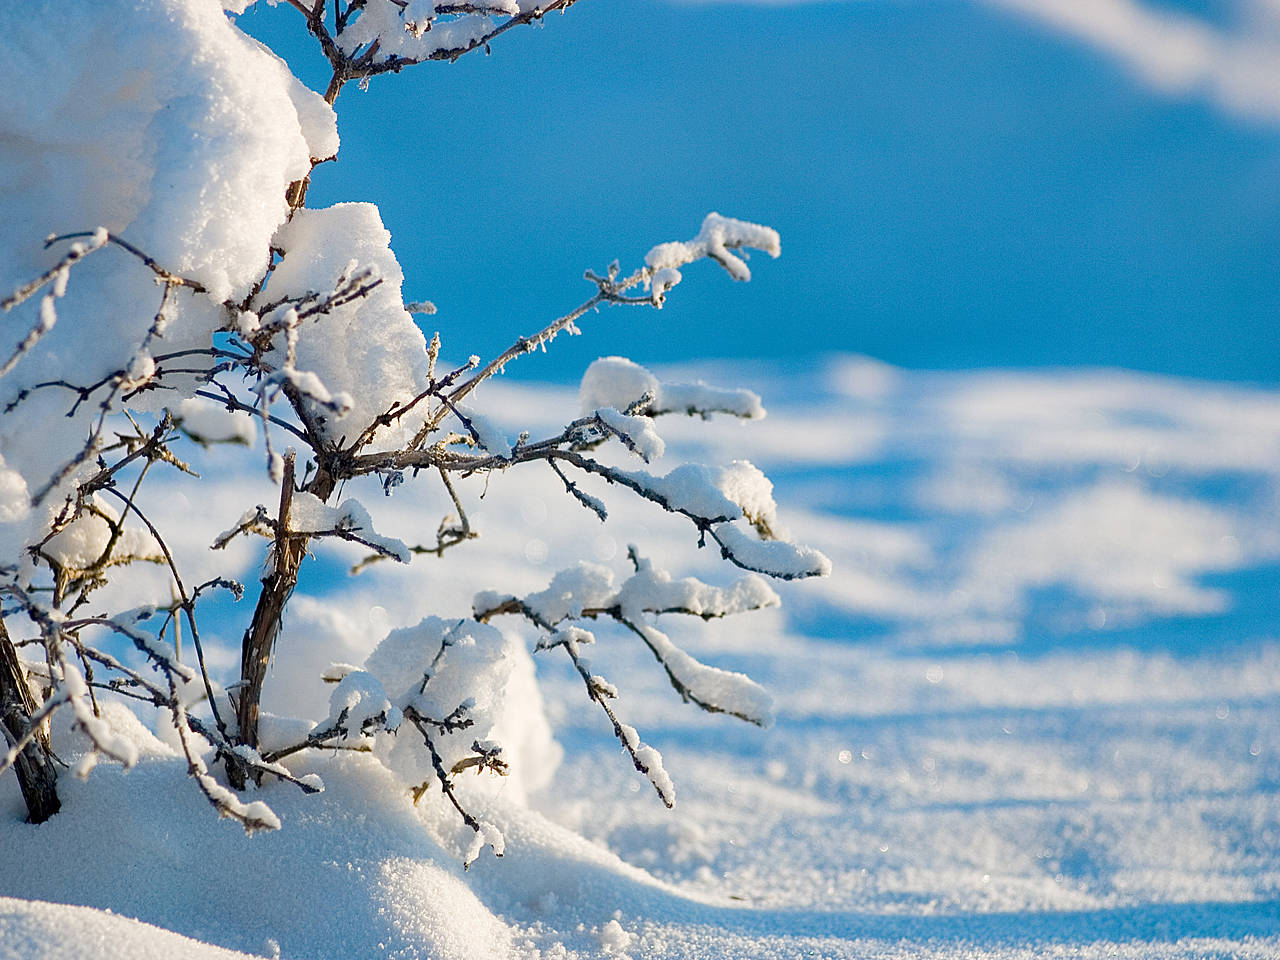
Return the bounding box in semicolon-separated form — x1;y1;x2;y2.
3;355;1278;958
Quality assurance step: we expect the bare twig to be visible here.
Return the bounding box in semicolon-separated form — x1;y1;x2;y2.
44;231;207;293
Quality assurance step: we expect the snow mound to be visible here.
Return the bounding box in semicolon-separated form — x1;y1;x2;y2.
0;897;255;960
0;0;333;565
0;0;321;302
0;757;518;960
3;362;1280;959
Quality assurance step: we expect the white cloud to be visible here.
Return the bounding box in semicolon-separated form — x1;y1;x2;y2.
978;0;1280;123
668;0;1280;123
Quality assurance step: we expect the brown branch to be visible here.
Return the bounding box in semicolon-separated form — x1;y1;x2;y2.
403;704;498;858
0;618;60;823
235;450;299;763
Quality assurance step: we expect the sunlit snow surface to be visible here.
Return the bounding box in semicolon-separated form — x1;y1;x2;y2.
3;355;1279;959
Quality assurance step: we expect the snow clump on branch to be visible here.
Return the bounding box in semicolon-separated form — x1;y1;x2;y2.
0;0;336;566
580;356;766;420
645;212;782;290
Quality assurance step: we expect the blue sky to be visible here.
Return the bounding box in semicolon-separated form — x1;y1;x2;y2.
240;0;1280;384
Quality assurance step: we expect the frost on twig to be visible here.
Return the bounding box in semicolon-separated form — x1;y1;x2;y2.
0;229;109;383
212;505;273;552
474;550;782;805
564;632;676;808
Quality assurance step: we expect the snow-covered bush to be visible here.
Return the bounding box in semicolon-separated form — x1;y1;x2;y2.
0;0;828;862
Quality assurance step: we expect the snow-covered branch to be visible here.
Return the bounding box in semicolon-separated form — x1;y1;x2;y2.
0;0;826;865
580;356;766;421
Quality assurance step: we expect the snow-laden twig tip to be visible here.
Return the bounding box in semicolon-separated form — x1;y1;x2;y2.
646;212;780;283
